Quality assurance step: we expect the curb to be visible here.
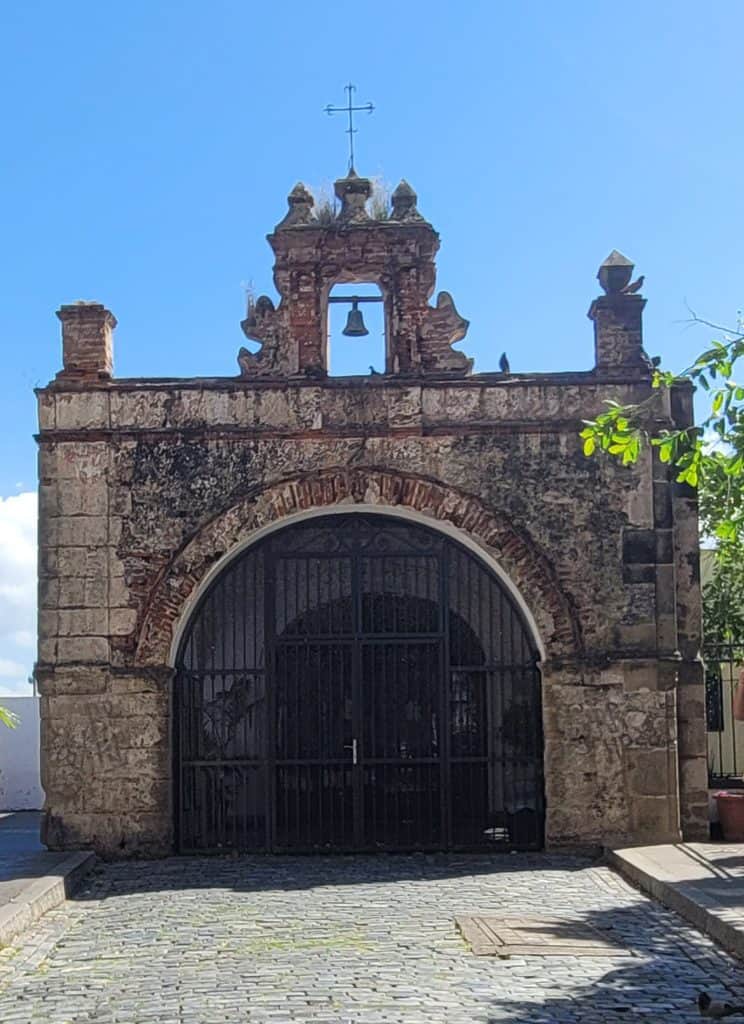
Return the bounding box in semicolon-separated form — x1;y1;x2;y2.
607;848;744;961
0;851;96;948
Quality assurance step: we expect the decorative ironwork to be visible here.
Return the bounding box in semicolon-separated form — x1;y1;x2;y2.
174;514;544;852
706;642;744;787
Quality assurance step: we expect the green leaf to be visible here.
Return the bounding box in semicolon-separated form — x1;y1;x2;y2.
0;706;19;729
583;437;596;456
716;521;737;542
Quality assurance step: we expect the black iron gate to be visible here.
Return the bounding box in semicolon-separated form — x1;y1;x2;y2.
706;642;744;787
174;513;543;852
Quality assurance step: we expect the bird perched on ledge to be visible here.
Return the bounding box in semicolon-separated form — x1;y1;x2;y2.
698;991;744;1018
499;352;510;374
622;275;644;294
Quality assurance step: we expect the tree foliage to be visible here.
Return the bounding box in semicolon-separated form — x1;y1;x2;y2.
580;316;744;645
0;705;19;729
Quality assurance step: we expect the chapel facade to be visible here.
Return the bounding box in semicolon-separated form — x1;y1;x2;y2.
36;170;708;856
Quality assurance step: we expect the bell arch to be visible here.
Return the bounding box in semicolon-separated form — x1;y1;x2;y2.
325;281;387;376
173;510;545;852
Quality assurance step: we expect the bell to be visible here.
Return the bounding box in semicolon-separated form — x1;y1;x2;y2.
342;300;369;337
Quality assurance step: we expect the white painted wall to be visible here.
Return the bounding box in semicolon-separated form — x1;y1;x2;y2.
0;697;43;810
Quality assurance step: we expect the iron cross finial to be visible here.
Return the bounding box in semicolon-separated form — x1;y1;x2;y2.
324;83;375;173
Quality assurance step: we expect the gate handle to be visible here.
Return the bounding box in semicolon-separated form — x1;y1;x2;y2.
344;739;358;765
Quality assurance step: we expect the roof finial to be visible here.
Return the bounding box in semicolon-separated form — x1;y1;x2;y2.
324;83;375;173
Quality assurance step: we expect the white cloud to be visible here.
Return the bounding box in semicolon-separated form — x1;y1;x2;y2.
0;658;28;678
0;677;34;697
12;630;35;649
0;492;36;698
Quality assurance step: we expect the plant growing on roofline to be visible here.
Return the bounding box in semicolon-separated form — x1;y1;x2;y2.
580;311;744;646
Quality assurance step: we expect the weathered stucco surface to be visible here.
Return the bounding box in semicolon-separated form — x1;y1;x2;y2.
36;175;708;856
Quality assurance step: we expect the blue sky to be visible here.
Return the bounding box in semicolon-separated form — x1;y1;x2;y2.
0;1;742;693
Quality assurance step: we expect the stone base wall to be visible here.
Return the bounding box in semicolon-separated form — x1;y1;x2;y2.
38;666;171;856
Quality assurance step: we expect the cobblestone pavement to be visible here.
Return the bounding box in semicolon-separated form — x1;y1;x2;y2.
1;854;744;1023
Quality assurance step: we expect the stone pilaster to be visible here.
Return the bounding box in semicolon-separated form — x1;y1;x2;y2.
670;382;709;839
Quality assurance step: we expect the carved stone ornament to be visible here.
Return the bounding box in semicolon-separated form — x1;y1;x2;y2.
420;292;473;374
239;295;293;376
391;180;424;222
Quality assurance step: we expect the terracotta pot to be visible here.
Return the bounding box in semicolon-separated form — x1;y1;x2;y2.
715;792;744;841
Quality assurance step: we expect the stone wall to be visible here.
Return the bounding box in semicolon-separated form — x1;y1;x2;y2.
36;371;707;855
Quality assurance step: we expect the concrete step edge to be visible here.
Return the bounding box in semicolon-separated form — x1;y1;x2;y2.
608;848;744;961
0;850;96;948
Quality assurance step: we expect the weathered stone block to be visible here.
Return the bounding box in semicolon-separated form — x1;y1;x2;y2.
630;795;680;839
623;529;656;564
56;547;108;578
109;574;130;607
623;563;655;585
85;776;169;815
655;564;676;615
626;749;674;797
56;391;110;430
38;636;57;663
42;810;171;856
39;483;59;518
56;636;110;663
50;516;108;547
39;575;59;609
50;441;109;481
621;660;660;692
57;608;108;636
653;480;673;528
109;608;137;636
38;391;56;431
38;609;59;638
679;755;709;795
38;666;108;696
655;530;674;564
57;480;108;516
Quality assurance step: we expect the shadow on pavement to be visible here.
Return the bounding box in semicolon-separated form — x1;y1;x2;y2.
0;811;72;902
475;903;744;1023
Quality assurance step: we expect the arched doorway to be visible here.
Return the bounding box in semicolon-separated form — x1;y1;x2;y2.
174;513;543;852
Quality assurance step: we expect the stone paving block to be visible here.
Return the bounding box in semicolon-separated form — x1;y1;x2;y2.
0;854;743;1022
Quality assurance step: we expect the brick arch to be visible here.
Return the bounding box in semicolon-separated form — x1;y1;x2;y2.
134;468;583;667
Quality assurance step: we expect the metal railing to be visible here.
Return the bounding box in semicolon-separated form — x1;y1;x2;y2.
706;642;744;787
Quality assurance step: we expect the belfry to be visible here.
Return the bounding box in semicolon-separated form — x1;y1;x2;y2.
237;172;472;379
